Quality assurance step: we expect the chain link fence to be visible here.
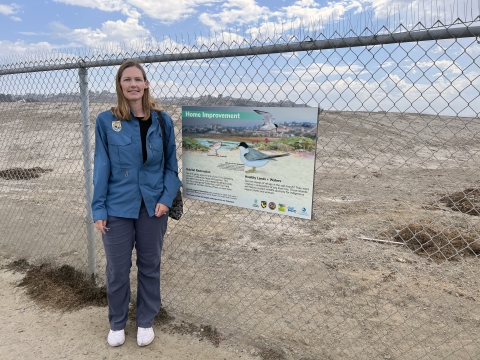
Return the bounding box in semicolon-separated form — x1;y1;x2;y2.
1;19;480;359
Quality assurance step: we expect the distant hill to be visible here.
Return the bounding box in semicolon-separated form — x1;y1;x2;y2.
162;95;310;108
0;92;311;108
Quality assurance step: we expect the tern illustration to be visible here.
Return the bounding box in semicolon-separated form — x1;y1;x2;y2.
231;142;289;173
254;109;278;132
209;140;222;156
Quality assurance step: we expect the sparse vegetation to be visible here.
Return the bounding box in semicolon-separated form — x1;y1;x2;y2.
182;137;209;151
252;136;316;152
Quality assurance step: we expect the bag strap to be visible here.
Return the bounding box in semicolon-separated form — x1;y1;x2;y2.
156;111;167;168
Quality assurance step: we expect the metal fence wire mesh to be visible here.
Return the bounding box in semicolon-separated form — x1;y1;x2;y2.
1;20;480;359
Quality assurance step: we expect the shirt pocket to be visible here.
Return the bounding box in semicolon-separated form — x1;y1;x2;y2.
108;134;134;169
146;133;164;170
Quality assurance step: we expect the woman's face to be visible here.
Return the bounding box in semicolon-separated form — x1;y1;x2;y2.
119;66;149;103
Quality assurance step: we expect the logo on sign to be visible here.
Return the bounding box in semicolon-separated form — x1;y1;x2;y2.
278;203;286;212
299;207;309;216
261;201;267;208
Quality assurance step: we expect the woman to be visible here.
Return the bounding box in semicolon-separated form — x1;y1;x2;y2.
92;60;181;347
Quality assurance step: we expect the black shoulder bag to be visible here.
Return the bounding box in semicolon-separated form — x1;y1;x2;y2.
157;111;183;220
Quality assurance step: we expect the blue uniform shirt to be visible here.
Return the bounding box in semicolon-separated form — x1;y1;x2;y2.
92;110;182;221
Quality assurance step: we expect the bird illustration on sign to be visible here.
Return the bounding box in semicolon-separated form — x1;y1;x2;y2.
208;140;222;156
254;109;278;132
230;141;289;173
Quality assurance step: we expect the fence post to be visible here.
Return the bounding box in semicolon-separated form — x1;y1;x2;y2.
78;67;96;277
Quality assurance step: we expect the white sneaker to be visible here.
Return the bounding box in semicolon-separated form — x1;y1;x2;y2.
137;327;154;346
107;329;125;347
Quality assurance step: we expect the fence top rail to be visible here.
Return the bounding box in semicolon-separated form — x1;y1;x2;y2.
1;25;480;76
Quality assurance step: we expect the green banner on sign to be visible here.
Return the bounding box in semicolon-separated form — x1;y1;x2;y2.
182;110;263;120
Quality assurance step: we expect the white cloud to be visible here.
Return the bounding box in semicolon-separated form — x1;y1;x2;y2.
366;0;478;27
100;17;149;41
128;0;221;22
380;61;394;68
0;3;21;21
195;31;247;48
283;62;367;82
0;3;19;15
193;0;480;39
199;0;270;30
53;0;141;19
464;38;480;57
53;0;126;12
197;0;364;38
54;0;221;22
416;59;463;74
49;17;151;47
0;40;54;56
281;0;360;21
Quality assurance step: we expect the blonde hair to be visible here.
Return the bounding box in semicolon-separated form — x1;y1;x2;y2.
111;60;163;120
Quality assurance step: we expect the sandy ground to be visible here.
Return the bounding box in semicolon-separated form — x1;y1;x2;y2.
2;103;480;359
0;257;257;360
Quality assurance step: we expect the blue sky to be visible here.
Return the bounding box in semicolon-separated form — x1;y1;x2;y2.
1;0;478;56
1;1;479;116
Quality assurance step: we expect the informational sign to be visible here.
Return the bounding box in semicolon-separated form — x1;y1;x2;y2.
181;106;318;219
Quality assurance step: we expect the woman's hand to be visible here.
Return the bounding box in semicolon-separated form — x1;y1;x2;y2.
155;203;169;217
94;220;108;235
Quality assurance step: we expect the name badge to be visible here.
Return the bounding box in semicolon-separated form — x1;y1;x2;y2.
112;121;122;132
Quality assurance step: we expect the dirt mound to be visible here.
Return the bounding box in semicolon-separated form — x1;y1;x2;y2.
0;167;53;180
392;223;480;262
5;258;31;271
440;188;480;216
168;322;223;347
5;260;107;310
128;302;222;347
3;260;226;349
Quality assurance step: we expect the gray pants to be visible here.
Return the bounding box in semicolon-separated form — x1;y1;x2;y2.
102;202;168;330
